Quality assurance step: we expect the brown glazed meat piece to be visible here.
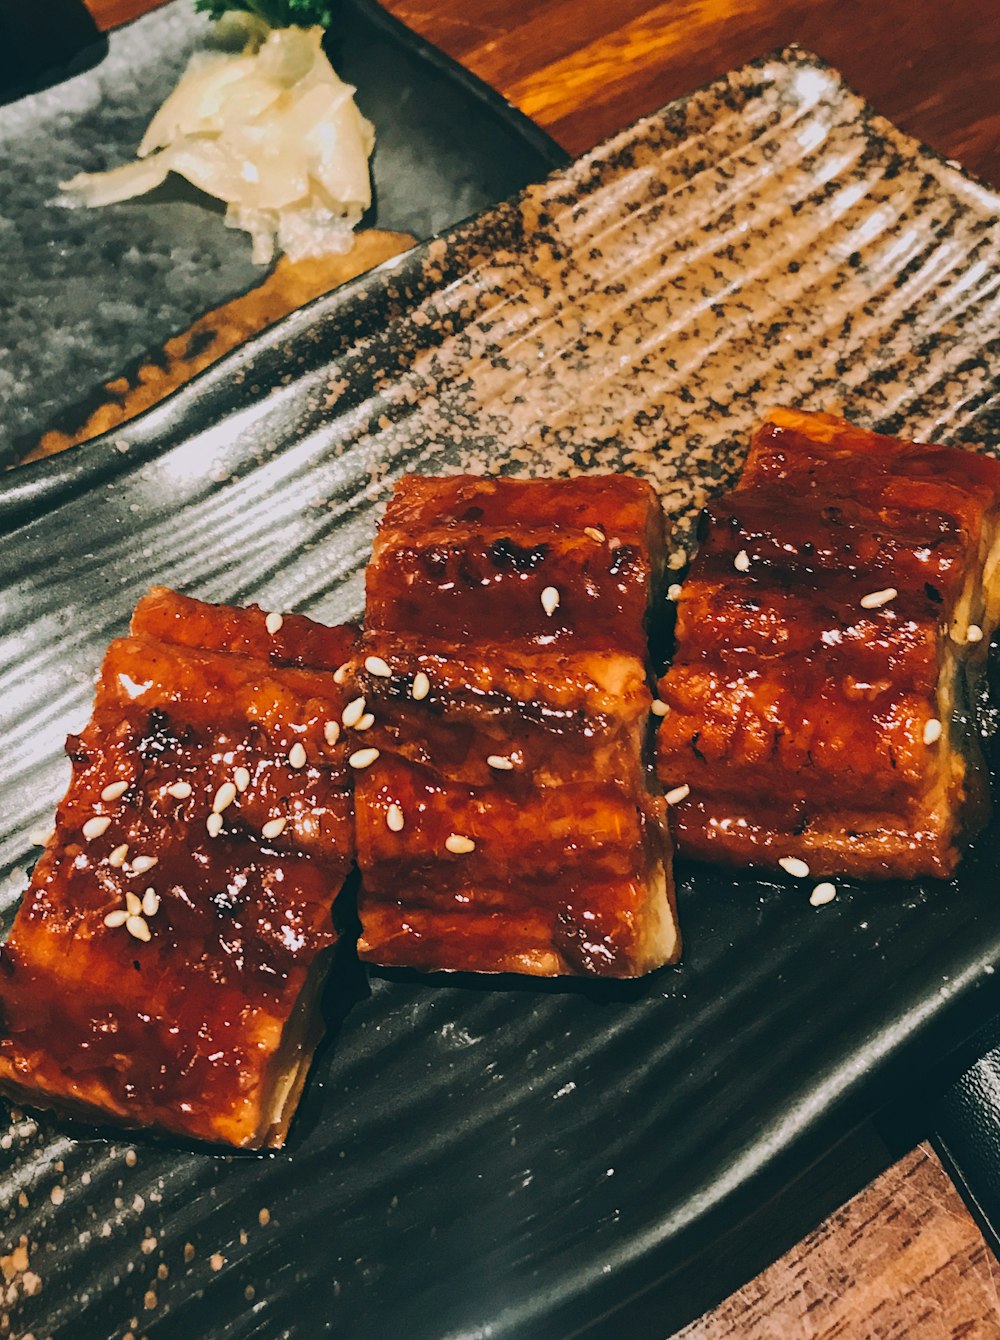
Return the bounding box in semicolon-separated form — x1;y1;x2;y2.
0;588;358;1148
354;474;680;978
657;408;1000;880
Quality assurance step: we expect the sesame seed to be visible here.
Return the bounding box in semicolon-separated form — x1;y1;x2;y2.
386;804;404;832
333;661;351;684
206;813;223;838
261;816;287;839
354;713;375;731
101;780;128;802
778;856;810;879
103;909;128;928
212;781;237;814
264;611;284;635
131;855;158;874
651;699;669;717
108;843;129;867
233;767;251;793
665;784;690;805
668;550;687;571
324;721;340;746
967;624;984;643
126;915;151;942
348;747;380;769
810;882;837;907
142;888;160;917
364;655;392;678
733;550;751;573
28;827;53;847
288;742;307;769
541;586;560;617
166;781;192;800
125;891;142;917
445;834;475;854
923;718;943;745
667;583;683;601
584;526;605;543
342;696;366;728
860;587;897;609
83;816;111;841
411;672;430;701
487;754;515;770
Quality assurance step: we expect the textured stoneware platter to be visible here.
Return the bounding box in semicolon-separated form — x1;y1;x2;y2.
2;39;1000;1340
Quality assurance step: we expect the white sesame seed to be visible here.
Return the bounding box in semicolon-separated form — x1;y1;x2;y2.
288;742;307;769
411;672;430;701
665;784;690;805
584;526;605;543
324;720;341;746
668;550;687;571
386;804;404;832
348;747;380;769
651;699;669;717
810;882;837;907
778;856;810;879
212;781;237;814
541;586;560;617
131;855;158;874
923;718;943;745
125;891;142;917
28;827;53;847
261;816;287;840
103;909;129;928
108;843;129;868
364;655;392;678
141;888;160;917
265;611;284;636
667;583;683;601
860;587;897;610
445;834;475;854
342;696;366;728
126;915;151;942
354;713;375;731
166;781;192;800
101;780;128;802
233;767;251;793
967;624;984;643
206;813;223;839
82;816;111;841
733;550;751;573
487;755;515;770
333;661;351;684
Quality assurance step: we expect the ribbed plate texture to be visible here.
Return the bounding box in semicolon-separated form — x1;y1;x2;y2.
1;44;999;1340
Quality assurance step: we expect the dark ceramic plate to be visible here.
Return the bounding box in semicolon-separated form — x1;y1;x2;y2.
2;32;1000;1340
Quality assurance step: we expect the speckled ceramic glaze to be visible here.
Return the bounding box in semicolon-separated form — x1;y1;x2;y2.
1;42;999;1340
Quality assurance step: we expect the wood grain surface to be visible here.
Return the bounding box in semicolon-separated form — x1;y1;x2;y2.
71;0;1000;1335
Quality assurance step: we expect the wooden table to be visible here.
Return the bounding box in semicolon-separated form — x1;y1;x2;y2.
76;1;1000;1335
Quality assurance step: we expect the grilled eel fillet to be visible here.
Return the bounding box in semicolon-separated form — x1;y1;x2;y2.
354;474;680;977
657;408;1000;880
0;588;358;1148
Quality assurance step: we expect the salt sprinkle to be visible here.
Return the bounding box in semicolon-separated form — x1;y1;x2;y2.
288;742;307;769
923;718;942;745
445;834;475;854
264;611;284;636
665;784;690;806
83;816;111;841
364;655;392;678
540;586;560;617
860;587;897;610
386;804;404;832
778;856;810;879
810;882;837;907
411;672;430;701
733;550;751;573
101;780;128;802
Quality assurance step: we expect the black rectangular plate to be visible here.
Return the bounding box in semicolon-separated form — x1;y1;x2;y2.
2;29;1000;1340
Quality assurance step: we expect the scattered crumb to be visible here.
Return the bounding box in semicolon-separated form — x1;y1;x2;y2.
210;1253;225;1272
17;1194;27;1210
143;1288;157;1310
132;1194;145;1214
183;1243;195;1263
257;1208;270;1227
239;1230;248;1247
140;1237;157;1256
124;1149;138;1168
157;1263;168;1281
49;1187;64;1207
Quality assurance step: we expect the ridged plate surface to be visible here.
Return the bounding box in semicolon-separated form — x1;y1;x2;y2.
2;43;1000;1340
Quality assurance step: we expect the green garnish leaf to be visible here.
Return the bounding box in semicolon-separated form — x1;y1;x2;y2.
194;0;335;29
